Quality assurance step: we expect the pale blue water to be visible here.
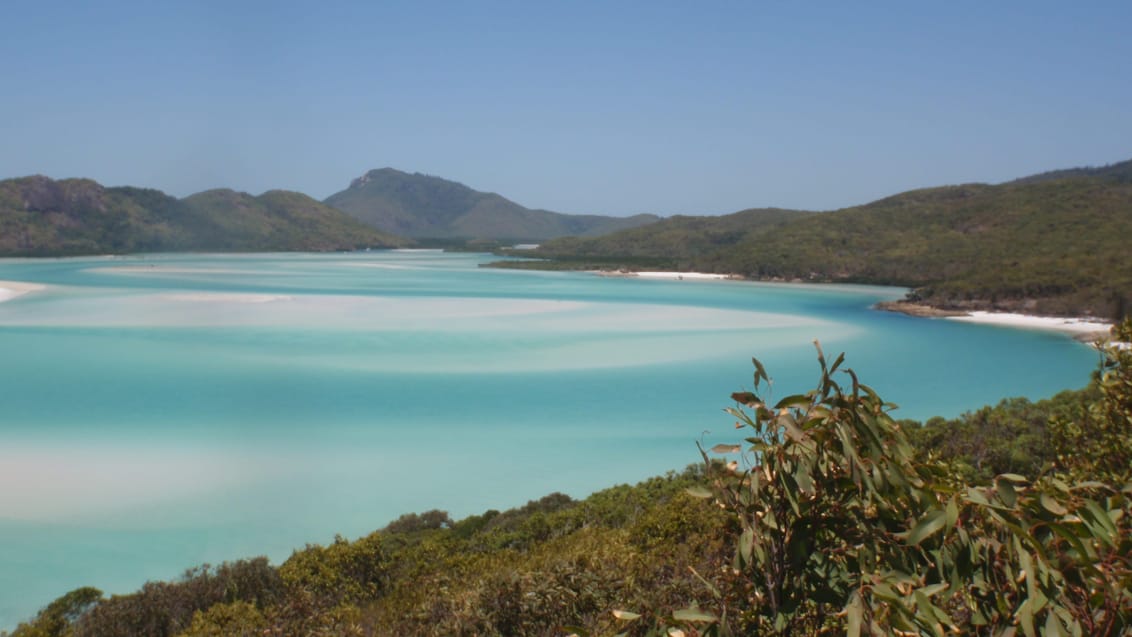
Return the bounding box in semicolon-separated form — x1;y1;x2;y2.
0;251;1099;627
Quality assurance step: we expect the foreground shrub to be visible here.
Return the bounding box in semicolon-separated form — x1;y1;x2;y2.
685;327;1131;635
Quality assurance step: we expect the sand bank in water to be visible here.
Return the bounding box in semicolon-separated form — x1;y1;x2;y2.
0;280;45;303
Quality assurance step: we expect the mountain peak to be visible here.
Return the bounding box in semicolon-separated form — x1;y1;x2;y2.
349;167;413;190
326;170;658;241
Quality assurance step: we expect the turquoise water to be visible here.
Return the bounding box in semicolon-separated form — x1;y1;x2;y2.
0;251;1099;626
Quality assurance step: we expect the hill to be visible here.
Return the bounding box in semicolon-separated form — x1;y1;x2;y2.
1009;157;1132;185
0;176;406;256
517;161;1132;318
523;207;816;270
324;168;659;241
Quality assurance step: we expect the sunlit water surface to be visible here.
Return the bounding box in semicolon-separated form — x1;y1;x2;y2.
0;251;1099;626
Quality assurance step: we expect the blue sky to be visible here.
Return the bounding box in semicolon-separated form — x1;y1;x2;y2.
2;1;1129;215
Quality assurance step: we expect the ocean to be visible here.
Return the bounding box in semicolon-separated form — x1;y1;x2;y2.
0;251;1099;627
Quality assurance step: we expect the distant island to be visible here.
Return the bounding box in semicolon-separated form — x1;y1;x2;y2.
493;159;1132;320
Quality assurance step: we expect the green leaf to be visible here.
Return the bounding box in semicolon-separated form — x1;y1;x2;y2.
752;357;769;387
780;415;805;442
966;487;991;506
774;394;811;409
1080;499;1119;544
685;486;713;499
672;607;717;623
907;509;948;546
914;589;952;634
711;444;741;454
738;528;754;567
846;591;863;637
919;583;949;597
1039;492;1068;516
795;463;814;494
1044;609;1068;637
731;391;759;406
996;479;1018;508
1017;598;1036;637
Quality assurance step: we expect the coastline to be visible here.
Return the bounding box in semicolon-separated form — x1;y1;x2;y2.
876;300;1113;342
582;274;1116;342
590;270;742;281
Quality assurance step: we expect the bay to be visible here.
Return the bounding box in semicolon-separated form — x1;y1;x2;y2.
0;251;1098;627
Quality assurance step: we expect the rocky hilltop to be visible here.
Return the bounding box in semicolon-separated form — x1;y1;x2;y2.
324;168;659;241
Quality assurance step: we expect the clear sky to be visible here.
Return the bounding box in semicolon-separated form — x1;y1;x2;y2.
2;1;1129;215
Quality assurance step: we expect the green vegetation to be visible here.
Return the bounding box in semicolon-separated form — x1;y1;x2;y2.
324;168;659;242
496;207;815;270
904;388;1099;485
9;323;1130;636
516;160;1132;319
686;326;1130;635
0;176;407;256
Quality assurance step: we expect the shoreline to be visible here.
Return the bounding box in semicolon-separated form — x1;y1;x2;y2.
592;272;1117;341
590;270;742;281
876;300;1113;341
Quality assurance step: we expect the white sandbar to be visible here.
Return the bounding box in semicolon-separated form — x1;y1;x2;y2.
948;311;1112;335
0;280;45;303
604;271;736;280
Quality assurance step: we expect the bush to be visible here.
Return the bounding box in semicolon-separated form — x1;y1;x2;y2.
687;334;1132;635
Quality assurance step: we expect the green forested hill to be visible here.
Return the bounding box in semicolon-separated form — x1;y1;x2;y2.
1009;158;1132;185
524;163;1132;318
531;207;815;269
0;176;406;256
324;168;659;241
179;188;406;251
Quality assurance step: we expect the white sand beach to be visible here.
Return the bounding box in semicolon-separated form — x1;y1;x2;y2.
596;271;736;280
0;280;45;303
948;311;1113;335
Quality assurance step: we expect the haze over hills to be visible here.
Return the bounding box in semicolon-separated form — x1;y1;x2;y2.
513;159;1132;319
0;176;406;256
323;168;660;241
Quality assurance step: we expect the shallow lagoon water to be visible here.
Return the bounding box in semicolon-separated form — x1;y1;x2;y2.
0;251;1100;626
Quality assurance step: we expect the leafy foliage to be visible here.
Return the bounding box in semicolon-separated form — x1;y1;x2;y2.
905;388;1097;484
691;328;1132;635
6;587;102;637
70;559;282;637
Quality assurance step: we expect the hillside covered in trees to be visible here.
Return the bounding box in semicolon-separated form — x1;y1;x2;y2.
324;168;660;242
0;176;407;256
10;323;1130;636
504;160;1132;319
